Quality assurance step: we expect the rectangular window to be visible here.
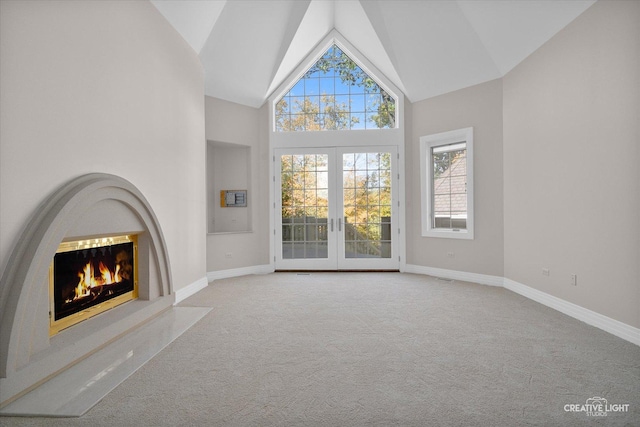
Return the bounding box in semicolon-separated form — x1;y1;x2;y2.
420;128;474;239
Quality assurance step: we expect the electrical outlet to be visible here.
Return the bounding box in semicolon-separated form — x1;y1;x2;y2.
571;274;577;286
225;252;232;258
542;268;550;276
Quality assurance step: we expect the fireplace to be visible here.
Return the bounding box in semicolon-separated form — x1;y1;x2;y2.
50;235;138;336
0;173;173;408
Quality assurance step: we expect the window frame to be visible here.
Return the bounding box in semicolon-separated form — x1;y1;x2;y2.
420;127;474;239
272;40;398;133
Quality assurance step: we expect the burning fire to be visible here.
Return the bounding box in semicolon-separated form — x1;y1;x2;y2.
72;261;123;300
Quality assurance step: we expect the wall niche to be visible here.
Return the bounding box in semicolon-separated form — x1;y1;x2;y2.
207;141;251;234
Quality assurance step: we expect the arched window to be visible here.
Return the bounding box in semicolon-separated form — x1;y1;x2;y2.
275;45;396;132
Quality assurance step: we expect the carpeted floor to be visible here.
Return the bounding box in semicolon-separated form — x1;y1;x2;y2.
2;272;639;426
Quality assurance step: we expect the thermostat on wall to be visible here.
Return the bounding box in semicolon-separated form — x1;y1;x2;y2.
220;190;247;207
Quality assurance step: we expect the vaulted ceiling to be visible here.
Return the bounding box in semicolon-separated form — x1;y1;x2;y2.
151;0;596;108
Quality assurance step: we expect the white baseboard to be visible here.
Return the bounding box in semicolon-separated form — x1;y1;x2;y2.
206;264;274;283
174;276;208;305
503;278;640;347
404;264;639;347
403;264;504;287
183;265;640;347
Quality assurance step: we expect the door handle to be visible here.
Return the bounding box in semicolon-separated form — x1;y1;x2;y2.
330;218;334;232
338;218;342;232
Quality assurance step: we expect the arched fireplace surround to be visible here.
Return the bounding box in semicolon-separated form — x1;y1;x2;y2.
0;173;173;406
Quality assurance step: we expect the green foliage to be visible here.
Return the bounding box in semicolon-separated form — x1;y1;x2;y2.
276;45;396;131
276;96;353;131
281;152;392;245
280;154;329;218
432;149;465;179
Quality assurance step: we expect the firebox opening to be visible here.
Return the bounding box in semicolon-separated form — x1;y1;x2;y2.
49;235;138;336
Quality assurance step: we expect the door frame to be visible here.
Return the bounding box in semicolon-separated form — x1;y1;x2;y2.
274;147;338;270
335;146;399;270
273;146;400;271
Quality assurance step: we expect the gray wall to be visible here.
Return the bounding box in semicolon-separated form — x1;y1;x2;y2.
205;96;270;271
407;79;504;277
503;0;640;328
0;1;206;292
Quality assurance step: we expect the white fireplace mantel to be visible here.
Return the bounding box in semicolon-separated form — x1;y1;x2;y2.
0;173;174;407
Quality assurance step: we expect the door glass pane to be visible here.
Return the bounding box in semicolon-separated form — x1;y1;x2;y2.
343;152;392;258
281;154;329;259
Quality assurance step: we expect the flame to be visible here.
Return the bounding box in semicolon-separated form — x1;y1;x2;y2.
73;260;123;301
99;261;113;284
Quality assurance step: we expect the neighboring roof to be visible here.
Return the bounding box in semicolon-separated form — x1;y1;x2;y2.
434;154;467;218
151;0;596;108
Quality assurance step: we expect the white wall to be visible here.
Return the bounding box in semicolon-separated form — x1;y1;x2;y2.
408;79;504;277
205;96;270;271
0;0;206;293
503;0;640;328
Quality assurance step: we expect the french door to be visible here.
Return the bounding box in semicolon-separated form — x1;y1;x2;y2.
275;146;398;270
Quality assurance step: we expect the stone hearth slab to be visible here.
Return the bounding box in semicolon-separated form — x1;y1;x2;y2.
0;306;211;417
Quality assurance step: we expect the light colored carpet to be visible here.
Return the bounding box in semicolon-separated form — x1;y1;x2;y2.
2;272;639;426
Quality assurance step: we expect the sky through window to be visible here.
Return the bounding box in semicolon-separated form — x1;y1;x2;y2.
275;45;396;132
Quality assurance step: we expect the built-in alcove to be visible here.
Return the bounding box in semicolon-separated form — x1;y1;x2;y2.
207;140;252;234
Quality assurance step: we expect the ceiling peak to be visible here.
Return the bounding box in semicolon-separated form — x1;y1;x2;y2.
151;0;597;107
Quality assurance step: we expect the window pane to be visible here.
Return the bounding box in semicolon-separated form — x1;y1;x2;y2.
320;77;334;94
450;174;466;189
305;78;319;96
306;96;320;112
321;96;334;113
280;153;330;259
342;151;392;259
335;95;349;110
431;145;467;230
433;178;450;195
276;98;289;115
290;80;304;97
350;94;365;112
335;78;350;95
366;94;381;113
275;44;396;132
350;113;365;129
